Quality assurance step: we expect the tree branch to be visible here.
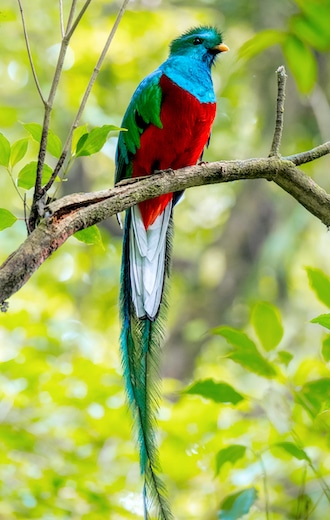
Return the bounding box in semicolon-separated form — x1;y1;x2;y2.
269;66;287;157
44;0;131;194
27;0;129;232
285;141;330;166
1;152;330;308
17;0;45;104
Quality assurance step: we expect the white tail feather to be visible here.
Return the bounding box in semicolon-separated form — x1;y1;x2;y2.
129;203;172;319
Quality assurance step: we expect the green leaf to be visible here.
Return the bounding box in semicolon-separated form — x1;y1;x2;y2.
311;313;330;330
218;488;258;520
18;161;53;190
215;445;246;476
75;125;122;157
306;267;330;308
23;123;63;158
252;302;283;351
290;13;330;52
72;124;89;154
274;442;311;462
0;132;11;167
74;225;103;247
184;379;244;405
295;378;330;417
282;34;317;94
276;350;293;366
213;326;276;378
238;29;286;60
10;138;29;167
293;0;330;50
0;208;17;230
322;336;330;362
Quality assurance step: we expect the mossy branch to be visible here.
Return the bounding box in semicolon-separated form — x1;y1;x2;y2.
1;149;330;309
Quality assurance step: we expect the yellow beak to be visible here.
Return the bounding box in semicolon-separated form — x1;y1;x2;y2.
213;43;230;53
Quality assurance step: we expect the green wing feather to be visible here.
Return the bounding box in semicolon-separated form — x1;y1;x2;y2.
115;69;163;184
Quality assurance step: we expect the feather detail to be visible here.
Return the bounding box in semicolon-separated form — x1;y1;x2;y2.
120;208;174;520
130;202;172;320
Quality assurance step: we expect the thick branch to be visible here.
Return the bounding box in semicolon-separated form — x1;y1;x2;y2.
1;154;330;307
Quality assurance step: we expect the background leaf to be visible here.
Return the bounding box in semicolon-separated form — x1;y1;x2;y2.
213;326;276;377
252;302;283;351
24;123;62;158
306;267;330;307
10;138;29;167
282;34;317;94
0;208;17;230
276;350;293;366
215;445;246;476
72;124;89;154
0;133;11;167
18;161;53;189
322;336;330;362
238;29;286;60
74;225;103;247
218;488;258;520
75;125;122;157
295;378;330;417
293;0;330;50
184;379;244;405
311;314;330;331
273;442;311;462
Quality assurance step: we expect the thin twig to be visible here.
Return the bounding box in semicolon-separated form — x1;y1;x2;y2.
29;0;94;231
70;0;130;131
16;0;45;104
253;450;270;520
59;0;65;38
269;65;287;157
65;0;78;34
67;0;93;39
44;0;130;192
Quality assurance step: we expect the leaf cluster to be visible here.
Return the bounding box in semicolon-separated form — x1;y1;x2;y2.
175;268;330;518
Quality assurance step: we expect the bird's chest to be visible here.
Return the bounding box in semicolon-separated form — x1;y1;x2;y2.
135;74;216;173
159;74;216;148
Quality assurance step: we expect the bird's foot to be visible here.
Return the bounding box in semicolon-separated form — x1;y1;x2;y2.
154;168;175;176
198;160;208;166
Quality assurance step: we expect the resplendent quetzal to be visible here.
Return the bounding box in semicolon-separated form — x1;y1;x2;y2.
115;26;228;519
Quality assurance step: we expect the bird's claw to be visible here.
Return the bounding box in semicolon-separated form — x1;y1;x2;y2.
154;168;175;176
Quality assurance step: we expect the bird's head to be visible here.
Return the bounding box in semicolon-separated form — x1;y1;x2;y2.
169;26;229;66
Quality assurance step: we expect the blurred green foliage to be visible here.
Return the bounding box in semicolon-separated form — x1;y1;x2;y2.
0;0;330;518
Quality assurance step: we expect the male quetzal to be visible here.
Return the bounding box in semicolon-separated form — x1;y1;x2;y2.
115;26;228;519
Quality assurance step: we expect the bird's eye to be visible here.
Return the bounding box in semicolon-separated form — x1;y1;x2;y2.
193;37;203;45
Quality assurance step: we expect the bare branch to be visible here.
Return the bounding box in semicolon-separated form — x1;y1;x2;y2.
285;142;330;166
65;0;78;33
72;0;130;125
1;153;330;307
44;0;130;193
67;0;92;39
269;66;287;157
59;0;65;37
16;0;45;103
